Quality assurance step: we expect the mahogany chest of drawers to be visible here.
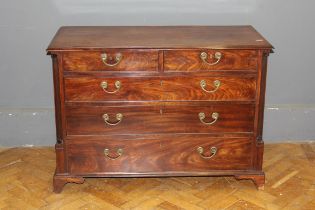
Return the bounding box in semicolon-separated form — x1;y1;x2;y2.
47;26;273;193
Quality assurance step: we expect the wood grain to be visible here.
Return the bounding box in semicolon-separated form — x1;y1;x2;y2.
63;50;158;71
65;103;255;135
53;175;85;193
66;136;253;174
64;77;162;101
1;143;314;209
235;173;265;190
51;55;63;143
162;75;257;101
65;77;163;102
64;75;257;102
47;26;273;51
164;50;258;71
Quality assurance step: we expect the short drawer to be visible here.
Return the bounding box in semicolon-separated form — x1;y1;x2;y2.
64;77;162;101
164;50;257;71
65;103;255;135
66;135;253;174
63;50;158;71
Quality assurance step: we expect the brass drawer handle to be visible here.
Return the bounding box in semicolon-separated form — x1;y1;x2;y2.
102;113;123;126
101;53;123;67
104;148;123;160
197;146;217;159
200;52;222;66
200;80;221;93
199;112;219;125
100;81;121;94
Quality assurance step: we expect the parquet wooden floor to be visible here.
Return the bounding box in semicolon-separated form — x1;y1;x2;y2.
0;143;315;210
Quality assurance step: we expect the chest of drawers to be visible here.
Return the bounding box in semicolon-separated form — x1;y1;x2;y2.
47;26;273;193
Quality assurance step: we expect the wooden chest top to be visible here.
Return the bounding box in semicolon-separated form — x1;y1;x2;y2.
47;26;272;51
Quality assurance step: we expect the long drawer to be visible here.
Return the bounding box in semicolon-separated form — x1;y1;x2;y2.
66;135;253;174
64;76;256;101
65;103;255;135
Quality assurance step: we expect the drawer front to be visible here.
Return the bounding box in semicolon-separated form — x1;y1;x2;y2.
65;76;256;102
164;50;257;71
66;136;253;174
64;77;162;101
65;104;255;135
63;50;158;71
162;76;256;101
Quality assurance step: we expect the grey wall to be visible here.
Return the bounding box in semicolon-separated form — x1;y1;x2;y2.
1;0;315;146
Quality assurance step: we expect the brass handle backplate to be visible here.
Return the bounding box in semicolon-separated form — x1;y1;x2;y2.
100;81;121;94
200;80;221;93
200;52;222;66
199;112;219;125
102;113;123;126
197;146;217;159
104;148;123;160
101;53;123;67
